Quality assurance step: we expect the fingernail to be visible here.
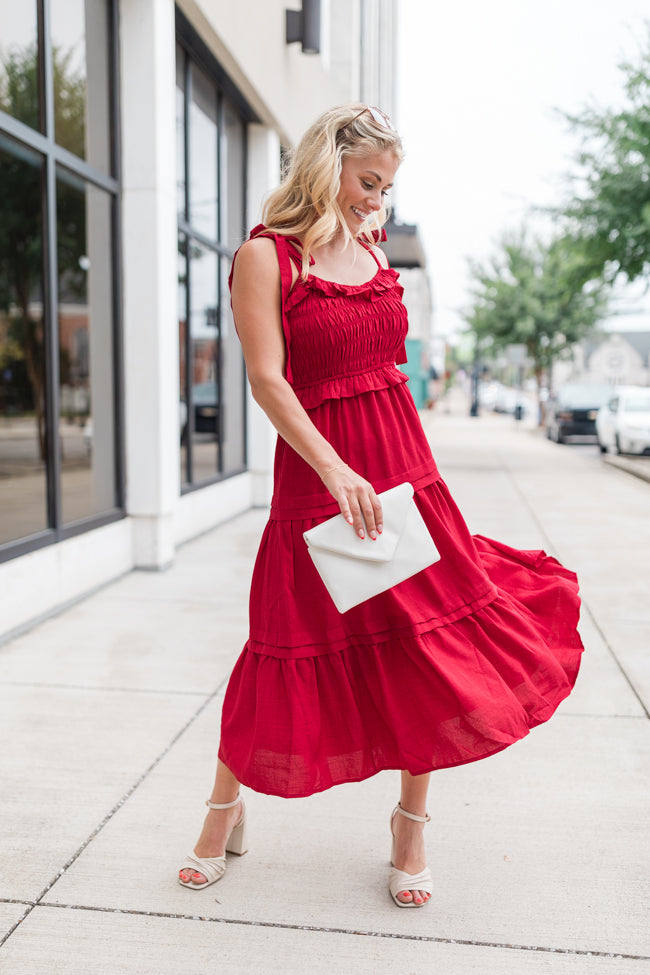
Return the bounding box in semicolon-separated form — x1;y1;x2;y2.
358;530;365;539
377;524;383;533
346;517;354;525
370;531;377;540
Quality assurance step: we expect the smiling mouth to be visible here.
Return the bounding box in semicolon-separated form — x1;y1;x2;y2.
351;206;370;220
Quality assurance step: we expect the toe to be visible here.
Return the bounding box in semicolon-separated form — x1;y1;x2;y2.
397;890;413;903
178;868;193;883
190;871;207;885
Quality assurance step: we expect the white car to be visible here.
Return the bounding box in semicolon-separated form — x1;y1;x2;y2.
596;386;650;455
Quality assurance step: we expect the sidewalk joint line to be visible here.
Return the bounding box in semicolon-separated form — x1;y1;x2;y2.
498;448;650;722
0;679;209;697
0;677;229;951
580;605;650;721
31;901;649;961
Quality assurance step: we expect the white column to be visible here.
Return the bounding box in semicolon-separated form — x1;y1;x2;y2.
245;124;282;508
119;0;179;567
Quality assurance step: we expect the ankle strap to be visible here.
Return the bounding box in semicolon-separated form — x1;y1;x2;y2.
394;803;430;824
205;793;241;810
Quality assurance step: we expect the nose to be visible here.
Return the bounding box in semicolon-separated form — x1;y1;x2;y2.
365;188;383;211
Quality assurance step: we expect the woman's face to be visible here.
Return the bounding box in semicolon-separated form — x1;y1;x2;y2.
336;150;399;235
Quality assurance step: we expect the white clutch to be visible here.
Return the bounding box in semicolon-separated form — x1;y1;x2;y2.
303;482;440;614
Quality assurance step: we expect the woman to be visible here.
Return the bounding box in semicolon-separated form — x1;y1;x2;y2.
178;105;583;908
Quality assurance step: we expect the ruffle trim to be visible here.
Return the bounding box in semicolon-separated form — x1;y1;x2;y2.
285;266;401;313
270;457;441;520
292;362;408;410
247;584;499;658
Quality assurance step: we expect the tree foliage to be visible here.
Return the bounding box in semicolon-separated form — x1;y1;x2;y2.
562;34;650;284
464;231;607;391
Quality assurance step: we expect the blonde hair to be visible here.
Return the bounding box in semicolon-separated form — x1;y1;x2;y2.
262;104;404;276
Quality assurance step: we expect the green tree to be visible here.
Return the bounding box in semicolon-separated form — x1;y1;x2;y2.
464;230;607;401
561;35;650;284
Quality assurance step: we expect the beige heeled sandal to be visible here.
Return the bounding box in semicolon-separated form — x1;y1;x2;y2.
178;794;248;890
389;803;433;908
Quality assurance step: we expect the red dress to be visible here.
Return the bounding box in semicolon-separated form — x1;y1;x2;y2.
218;226;583;798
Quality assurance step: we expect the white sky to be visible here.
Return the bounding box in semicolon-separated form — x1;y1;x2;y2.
396;0;650;338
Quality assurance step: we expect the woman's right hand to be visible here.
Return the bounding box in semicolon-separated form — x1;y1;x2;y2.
321;466;383;540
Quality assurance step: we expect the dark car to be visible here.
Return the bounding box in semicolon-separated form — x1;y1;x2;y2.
180;381;220;443
545;383;611;443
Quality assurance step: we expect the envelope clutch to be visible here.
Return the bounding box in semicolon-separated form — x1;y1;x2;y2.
303;482;440;614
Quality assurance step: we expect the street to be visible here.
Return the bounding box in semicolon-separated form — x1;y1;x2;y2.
0;397;648;974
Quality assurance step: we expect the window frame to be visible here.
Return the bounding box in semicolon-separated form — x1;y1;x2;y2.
0;0;124;564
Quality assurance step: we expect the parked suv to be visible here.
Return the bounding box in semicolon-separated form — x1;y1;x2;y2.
545;383;611;443
596;386;650;455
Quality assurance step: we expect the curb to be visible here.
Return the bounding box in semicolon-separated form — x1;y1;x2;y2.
602;453;650;484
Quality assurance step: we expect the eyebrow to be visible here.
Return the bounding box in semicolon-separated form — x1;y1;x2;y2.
363;170;393;187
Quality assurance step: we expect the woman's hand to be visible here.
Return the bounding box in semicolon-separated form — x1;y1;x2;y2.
321;465;383;540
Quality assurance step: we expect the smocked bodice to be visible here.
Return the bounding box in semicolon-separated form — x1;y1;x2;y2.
284;266;409;408
231;225;409;410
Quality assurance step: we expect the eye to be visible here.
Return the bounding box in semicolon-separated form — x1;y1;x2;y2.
362;180;374;190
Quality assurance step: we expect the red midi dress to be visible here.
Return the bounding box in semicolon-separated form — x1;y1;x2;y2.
218;225;583;799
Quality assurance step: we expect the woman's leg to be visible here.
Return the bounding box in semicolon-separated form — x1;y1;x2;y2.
179;759;243;885
392;770;432;905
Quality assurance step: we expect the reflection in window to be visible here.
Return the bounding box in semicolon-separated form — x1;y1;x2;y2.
0;139;48;545
176;42;247;488
56;168;116;523
223;99;245;251
220;255;246;473
189;242;219;482
0;4;41;132
189;63;218;241
50;0;111;174
178;234;188;483
176;45;186;223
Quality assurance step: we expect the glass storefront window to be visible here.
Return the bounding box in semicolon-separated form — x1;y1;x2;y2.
0;3;41;133
188;62;218;242
0;0;120;560
56;168;116;524
0;138;48;545
220;256;246;474
50;0;112;175
176;41;247;488
175;45;186;223
223;98;245;251
178;234;188;483
188;242;219;482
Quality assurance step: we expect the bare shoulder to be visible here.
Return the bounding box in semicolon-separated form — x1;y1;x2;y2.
370;244;389;269
232;236;280;282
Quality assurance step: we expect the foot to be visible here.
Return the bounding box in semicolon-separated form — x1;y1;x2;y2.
178;799;243;886
391;808;431;906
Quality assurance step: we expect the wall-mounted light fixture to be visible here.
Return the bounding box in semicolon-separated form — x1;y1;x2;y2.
285;0;321;55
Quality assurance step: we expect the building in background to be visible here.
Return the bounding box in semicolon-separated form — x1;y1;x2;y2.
554;330;650;388
0;0;434;639
381;215;433;408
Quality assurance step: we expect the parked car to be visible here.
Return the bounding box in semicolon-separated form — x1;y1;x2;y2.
545;383;611;443
596;386;650;455
180;381;219;443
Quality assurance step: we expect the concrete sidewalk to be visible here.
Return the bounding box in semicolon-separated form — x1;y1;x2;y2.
1;399;649;974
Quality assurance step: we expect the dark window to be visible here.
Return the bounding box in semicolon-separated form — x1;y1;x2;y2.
175;38;247;488
0;1;121;561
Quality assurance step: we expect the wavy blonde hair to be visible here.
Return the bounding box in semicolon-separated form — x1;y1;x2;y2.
262;104;404;276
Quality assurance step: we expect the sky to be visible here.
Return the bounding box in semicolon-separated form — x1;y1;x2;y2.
395;0;650;340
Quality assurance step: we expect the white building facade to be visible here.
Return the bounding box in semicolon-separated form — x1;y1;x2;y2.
0;0;398;639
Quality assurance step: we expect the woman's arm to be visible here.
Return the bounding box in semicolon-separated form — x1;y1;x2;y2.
231;237;382;539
